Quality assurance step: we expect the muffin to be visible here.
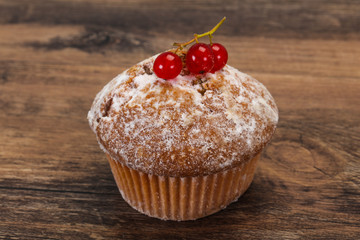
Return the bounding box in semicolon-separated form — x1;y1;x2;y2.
87;52;278;221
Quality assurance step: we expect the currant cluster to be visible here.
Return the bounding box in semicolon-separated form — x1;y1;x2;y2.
153;43;228;80
153;17;228;80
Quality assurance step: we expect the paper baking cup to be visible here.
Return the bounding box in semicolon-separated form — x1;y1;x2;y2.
107;153;260;221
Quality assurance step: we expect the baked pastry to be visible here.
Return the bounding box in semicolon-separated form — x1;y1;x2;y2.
88;16;277;221
87;52;278;220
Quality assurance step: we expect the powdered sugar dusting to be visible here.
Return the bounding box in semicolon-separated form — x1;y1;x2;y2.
88;55;278;177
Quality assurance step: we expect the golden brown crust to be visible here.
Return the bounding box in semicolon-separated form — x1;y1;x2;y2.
88;55;278;177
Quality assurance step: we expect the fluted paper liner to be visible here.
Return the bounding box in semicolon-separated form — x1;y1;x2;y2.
107;154;260;221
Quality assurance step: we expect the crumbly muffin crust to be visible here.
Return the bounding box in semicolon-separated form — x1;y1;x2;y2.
88;55;278;177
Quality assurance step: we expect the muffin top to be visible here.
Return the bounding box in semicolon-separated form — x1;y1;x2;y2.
88;54;278;177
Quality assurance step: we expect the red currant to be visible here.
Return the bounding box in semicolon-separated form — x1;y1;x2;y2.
186;43;215;74
209;43;228;73
153;52;182;79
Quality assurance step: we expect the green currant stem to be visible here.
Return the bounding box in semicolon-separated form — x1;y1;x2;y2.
194;34;199;43
173;17;226;51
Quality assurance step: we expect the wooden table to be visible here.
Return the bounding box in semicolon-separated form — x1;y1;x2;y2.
1;0;359;239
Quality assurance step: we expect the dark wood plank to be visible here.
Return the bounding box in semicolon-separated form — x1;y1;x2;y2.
0;0;359;239
1;0;360;39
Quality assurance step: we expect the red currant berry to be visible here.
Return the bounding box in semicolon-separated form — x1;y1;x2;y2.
153;52;182;79
209;43;228;73
186;43;215;74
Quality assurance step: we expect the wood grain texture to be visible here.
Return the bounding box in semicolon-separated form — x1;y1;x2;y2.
0;0;359;239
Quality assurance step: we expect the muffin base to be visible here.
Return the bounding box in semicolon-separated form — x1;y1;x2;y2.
107;154;260;221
